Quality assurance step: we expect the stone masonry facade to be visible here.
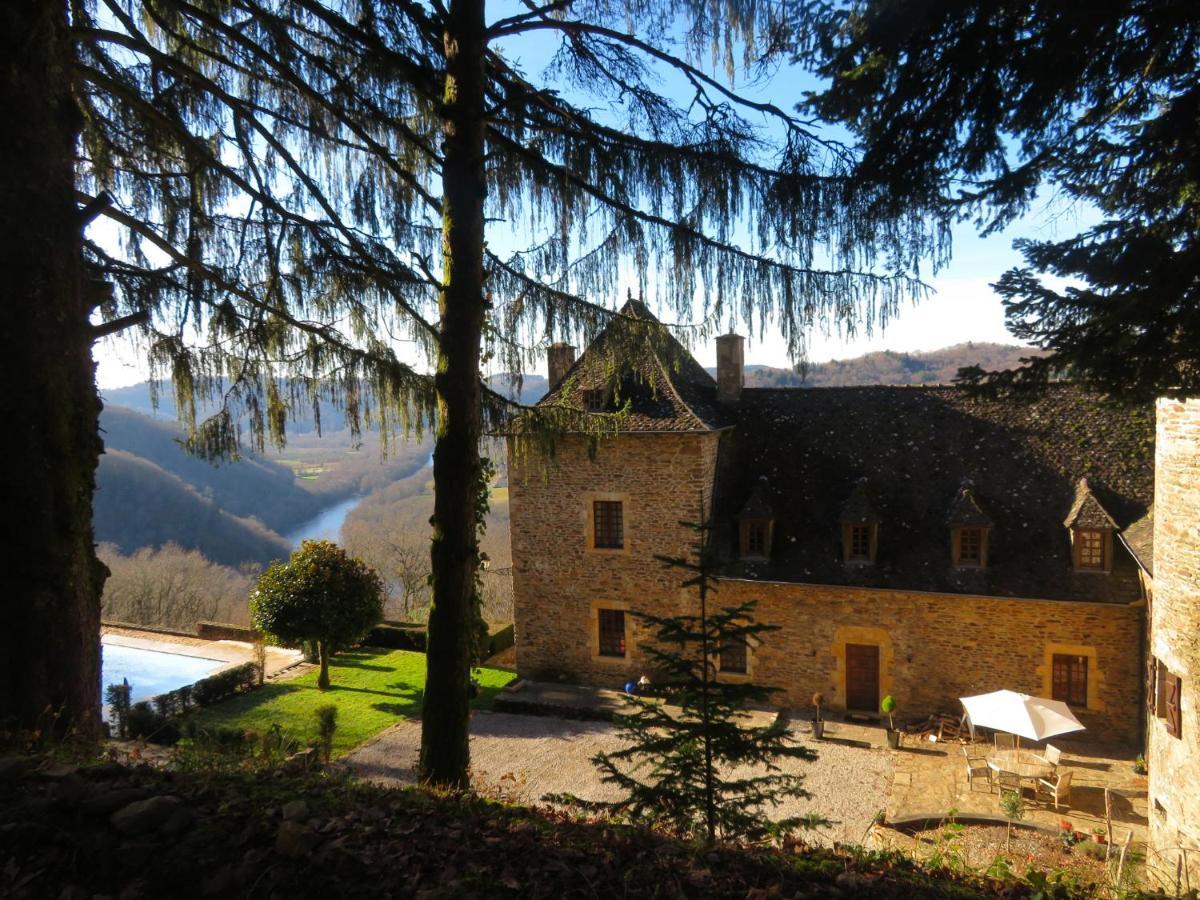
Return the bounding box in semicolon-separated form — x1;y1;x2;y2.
1148;398;1200;880
508;425;1144;745
714;579;1143;745
508;431;721;685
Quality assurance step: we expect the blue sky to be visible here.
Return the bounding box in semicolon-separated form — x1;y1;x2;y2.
91;10;1090;389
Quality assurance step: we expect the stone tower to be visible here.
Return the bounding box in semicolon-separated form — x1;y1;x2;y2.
1148;397;1200;885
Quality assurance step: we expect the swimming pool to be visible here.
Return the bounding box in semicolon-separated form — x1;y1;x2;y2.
101;641;226;705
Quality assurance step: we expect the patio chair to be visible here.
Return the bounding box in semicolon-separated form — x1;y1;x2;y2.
1042;744;1062;768
996;770;1022;796
994;733;1015;751
1036;770;1073;810
962;745;992;791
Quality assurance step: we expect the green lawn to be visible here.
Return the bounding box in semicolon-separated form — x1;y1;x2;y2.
189;648;514;757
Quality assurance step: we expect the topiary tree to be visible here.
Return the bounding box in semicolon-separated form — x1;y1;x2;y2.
250;541;384;690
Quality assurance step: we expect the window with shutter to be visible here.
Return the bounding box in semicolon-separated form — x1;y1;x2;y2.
1165;672;1183;739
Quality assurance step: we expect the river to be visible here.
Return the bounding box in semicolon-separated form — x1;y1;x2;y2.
283;495;363;547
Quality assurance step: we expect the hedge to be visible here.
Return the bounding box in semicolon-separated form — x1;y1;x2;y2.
367;621;514;658
113;662;260;744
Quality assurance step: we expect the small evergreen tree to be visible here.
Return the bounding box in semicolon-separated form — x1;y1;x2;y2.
250;540;384;690
588;512;823;845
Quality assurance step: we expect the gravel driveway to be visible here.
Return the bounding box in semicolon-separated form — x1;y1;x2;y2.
345;711;892;847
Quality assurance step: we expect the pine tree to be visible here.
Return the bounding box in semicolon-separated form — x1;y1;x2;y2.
797;0;1200;400
588;512;823;845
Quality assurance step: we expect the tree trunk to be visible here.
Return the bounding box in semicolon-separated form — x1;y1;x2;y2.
419;0;486;788
0;0;105;739
317;640;331;690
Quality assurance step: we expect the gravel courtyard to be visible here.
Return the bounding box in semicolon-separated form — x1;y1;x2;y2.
345;711;893;847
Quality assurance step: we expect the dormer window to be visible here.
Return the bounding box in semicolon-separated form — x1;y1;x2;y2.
848;524;872;561
583;389;607;412
1063;477;1117;574
1076;529;1106;569
737;479;774;561
955;527;985;566
746;521;767;556
947;480;992;569
839;478;879;565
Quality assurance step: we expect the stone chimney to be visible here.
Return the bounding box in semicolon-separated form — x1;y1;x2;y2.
716;333;744;404
547;342;576;391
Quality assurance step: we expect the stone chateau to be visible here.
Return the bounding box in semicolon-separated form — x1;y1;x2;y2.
506;300;1198;874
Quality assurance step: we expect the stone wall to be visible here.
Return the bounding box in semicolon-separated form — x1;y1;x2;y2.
508;431;721;685
1148;397;1200;885
714;579;1143;744
508;427;1143;744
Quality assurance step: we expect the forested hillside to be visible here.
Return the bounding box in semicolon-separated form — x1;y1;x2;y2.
722;343;1040;388
94;450;292;567
100;405;325;533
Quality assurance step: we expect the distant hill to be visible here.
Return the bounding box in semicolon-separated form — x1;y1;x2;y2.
96;402;434;567
486;372;548;406
721;343;1042;388
95;450;292;567
100;405;325;534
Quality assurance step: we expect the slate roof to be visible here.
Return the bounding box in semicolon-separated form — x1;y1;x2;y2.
840;478;881;523
947;481;994;528
713;385;1155;603
536;299;730;432
1121;507;1154;576
738;480;774;520
1063;477;1120;529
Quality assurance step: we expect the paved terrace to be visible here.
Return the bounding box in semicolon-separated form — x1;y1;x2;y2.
880;732;1148;851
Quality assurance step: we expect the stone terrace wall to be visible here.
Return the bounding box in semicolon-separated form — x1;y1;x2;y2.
508;431;721;685
1149;398;1200;882
713;579;1143;744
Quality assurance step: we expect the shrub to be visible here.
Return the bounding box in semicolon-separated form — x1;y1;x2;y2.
105;682;132;739
127;701;181;744
191;663;259;706
367;621;428;651
315;705;338;762
251;540;385;689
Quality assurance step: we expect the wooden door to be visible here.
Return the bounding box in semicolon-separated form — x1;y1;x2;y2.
845;643;880;712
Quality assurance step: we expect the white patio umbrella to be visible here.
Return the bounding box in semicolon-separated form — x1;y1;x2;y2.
960;689;1085;748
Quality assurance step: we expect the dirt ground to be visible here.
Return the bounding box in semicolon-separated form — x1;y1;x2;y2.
345;710;893;847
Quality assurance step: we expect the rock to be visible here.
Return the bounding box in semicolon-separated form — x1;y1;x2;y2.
83;788;150;816
38;762;81;780
0;755;35;782
275;820;320;859
110;796;182;835
161;805;196;838
81;762;127;780
281;799;309;822
50;773;87;807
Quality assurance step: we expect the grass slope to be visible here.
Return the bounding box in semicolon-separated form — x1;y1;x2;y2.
190;648;513;756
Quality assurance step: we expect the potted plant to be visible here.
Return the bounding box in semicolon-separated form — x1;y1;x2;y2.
880;695;901;748
1092;827;1107;845
1133;753;1148;776
812;692;826;738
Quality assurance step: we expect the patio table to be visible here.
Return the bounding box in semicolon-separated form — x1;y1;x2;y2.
987;749;1053;783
